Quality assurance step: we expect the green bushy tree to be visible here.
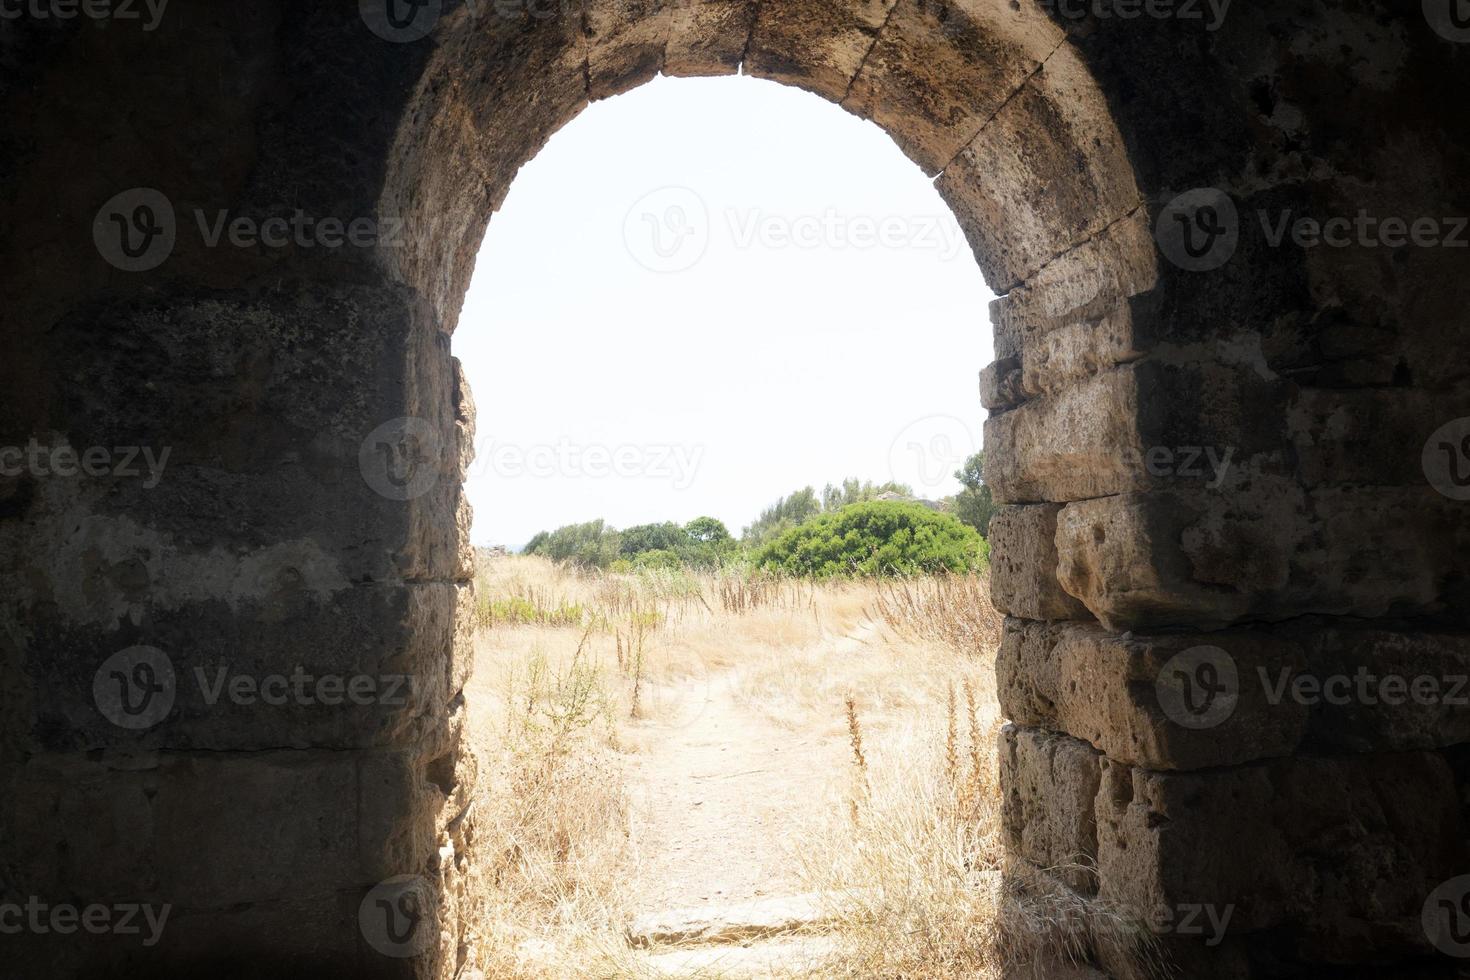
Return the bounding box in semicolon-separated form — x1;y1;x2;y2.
619;522;688;559
522;519;621;568
753;500;987;577
742;487;822;547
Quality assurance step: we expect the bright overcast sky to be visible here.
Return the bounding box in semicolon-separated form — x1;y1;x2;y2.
453;73;995;549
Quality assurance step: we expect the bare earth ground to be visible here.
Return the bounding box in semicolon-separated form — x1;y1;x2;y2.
623;629;875;915
459;559;1033;979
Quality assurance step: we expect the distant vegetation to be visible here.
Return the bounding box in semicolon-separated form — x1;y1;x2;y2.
519;454;995;577
753;501;987;577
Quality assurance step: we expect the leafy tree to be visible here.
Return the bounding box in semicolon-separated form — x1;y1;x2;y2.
522;519;621;568
953;451;997;537
684;516;732;544
619;522;687;559
753;501;987;577
742;487;821;546
681;516;736;568
820;478;914;511
630;548;682;571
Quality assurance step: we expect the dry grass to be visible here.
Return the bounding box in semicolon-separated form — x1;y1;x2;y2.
457;554;1154;979
869;570;1004;655
797;572;1161;980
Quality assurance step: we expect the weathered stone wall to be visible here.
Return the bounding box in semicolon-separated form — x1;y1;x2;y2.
1;1;1466;977
981;5;1470;976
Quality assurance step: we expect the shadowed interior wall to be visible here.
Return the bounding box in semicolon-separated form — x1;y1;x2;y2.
1;2;1467;977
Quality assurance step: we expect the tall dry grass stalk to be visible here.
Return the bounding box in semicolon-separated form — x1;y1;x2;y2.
870;571;1003;656
808;570;1160;980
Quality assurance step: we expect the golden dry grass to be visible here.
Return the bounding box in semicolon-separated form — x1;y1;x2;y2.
457;554;1152;979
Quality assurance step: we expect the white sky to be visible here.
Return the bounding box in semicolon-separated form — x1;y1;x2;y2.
453;74;995;549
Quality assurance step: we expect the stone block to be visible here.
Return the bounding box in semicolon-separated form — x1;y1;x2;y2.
988;505;1091;622
1055;486;1470;631
664;0;757;76
936;44;1142;292
22;582;457;754
1095;751;1464;961
745;0;896;104
1000;725;1102;895
996;620;1309;771
586;0;673;98
842;0;1061;174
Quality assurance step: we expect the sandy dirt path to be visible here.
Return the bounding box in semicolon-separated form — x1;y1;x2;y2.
623;676;849;914
622;624;878;919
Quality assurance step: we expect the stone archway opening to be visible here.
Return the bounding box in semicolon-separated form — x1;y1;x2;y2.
379;4;1156;976
451;70;996;557
444;70;1008;972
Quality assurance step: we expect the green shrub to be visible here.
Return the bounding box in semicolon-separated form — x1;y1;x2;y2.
475;594;587;628
630;548;682;571
753;501;986;578
522;519;621;568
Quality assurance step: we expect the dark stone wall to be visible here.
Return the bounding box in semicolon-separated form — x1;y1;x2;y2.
1;1;1466;976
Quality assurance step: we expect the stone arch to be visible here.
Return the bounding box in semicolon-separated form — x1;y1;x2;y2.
375;1;1151;331
2;3;1468;979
